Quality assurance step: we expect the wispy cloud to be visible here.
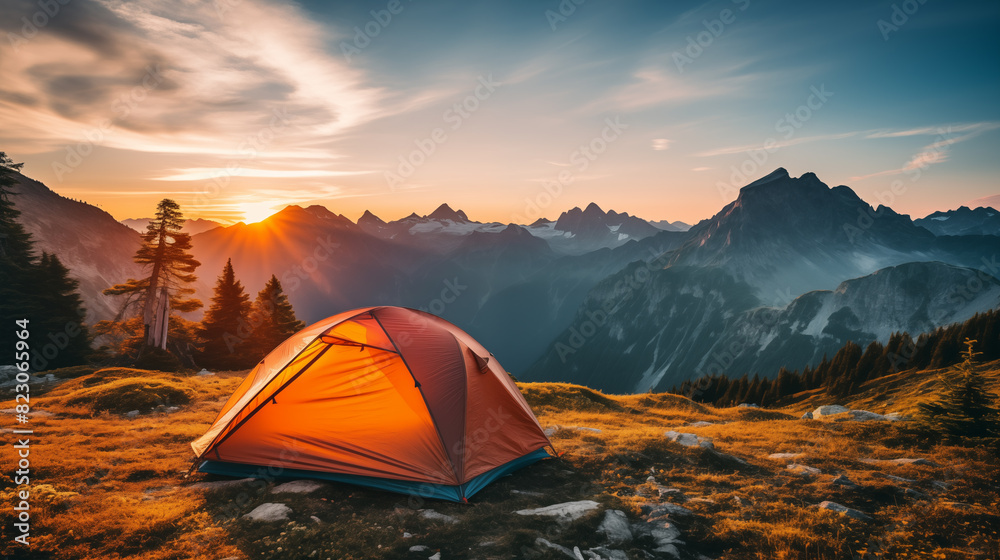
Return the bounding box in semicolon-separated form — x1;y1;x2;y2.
850;122;1000;180
651;138;672;151
154;168;373;181
695;132;861;157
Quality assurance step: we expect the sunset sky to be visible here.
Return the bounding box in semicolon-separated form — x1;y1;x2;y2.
1;0;998;225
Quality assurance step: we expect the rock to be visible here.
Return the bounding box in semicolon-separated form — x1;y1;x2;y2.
641;502;693;518
687;421;714;427
596;510;632;544
646;475;657;483
567;426;603;433
310;515;322;523
515;500;600;522
664;430;713;449
271;480;324;494
409;545;429;552
801;411;814;420
885;413;911;422
166;406;180;412
831;475;859;489
420;509;459;524
511;489;543;497
125;410;141;418
903;488;929;500
768;452;805;460
428;553;441;560
787;463;821;476
197;368;214;376
737;403;759;408
653;543;681;558
535;538;576;559
881;473;915;483
544;426;560;437
931;480;951;491
862;458;939;467
189;478;255;490
243;503;291;522
658;487;685;499
586;547;629;560
848;410;887;422
816;501;871;521
812;404;850;418
403;532;413;538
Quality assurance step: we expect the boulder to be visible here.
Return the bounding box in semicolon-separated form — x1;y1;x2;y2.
664;431;713;449
197;368;215;376
641;502;693;518
801;411;814;420
812;405;850;418
848;410;887;422
420;509;459;524
596;510;632;544
586;547;629;560
271;480;324;494
768;452;805;460
534;538;576;559
817;501;871;521
787;463;821;476
125;410;141;418
409;545;430;552
243;503;291;522
831;474;859;489
515;500;600;522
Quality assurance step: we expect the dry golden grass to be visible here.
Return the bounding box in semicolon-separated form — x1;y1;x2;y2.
0;365;996;559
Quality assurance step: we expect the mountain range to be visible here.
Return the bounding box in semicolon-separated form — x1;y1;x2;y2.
10;168;1000;392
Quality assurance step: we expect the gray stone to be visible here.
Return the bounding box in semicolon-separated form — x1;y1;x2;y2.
903;488;928;500
197;368;215;376
419;509;459;524
428;553;441;560
409;545;429;552
817;501;871;521
125;410;141;418
271;480;324;494
586;548;629;560
881;473;915;483
641;502;693;518
787;463;821;476
812;405;850;418
567;426;603;434
768;452;805;460
885;413;911;422
831;474;859;489
543;426;560;437
243;503;291;522
801;411;814;420
516;500;600;521
535;538;577;559
687;421;714;427
596;510;632;544
664;430;713;449
848;410;887;422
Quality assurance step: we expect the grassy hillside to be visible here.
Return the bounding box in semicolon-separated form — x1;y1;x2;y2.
1;364;998;559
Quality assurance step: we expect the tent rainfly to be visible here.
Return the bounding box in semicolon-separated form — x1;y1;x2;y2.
190;306;553;501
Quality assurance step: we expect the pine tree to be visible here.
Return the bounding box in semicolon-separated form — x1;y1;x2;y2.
197;259;252;370
104;199;201;350
30;252;90;368
0;154;91;370
242;274;304;363
0;153;36;356
919;339;1000;442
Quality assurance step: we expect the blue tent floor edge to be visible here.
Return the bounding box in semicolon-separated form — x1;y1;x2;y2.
198;447;552;502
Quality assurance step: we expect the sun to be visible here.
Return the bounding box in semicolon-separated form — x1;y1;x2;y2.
240;201;280;224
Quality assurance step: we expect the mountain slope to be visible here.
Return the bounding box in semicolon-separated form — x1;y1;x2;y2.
668;168;1000;304
10;173;142;321
915;206;1000;236
527;261;1000;393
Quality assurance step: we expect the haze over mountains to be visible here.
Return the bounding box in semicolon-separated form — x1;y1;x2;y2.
11;168;1000;392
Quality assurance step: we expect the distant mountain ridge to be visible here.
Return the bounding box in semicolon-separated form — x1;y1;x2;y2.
122;217;223;235
13;166;1000;395
915;205;1000;236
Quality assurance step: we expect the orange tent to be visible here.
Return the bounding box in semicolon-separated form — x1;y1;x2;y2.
191;306;553;501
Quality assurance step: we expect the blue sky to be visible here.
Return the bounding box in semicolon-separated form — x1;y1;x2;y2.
0;0;997;223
